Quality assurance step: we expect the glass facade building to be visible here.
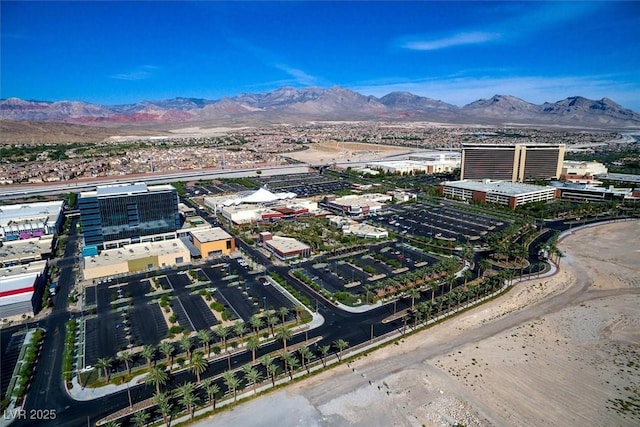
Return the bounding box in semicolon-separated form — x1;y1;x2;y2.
79;183;181;251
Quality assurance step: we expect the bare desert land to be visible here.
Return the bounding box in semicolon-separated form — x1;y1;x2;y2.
198;221;640;427
285;140;413;164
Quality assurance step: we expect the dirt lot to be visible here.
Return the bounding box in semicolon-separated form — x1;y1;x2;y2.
198;220;640;427
286;140;411;163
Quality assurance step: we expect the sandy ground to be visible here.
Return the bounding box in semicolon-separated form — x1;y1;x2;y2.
196;221;640;427
286;141;412;164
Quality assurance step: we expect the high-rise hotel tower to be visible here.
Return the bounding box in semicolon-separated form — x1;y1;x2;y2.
460;143;565;182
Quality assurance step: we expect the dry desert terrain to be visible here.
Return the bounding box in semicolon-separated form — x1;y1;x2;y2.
196;221;640;427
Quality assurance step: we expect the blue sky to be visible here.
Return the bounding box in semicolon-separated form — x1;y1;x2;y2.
2;1;639;110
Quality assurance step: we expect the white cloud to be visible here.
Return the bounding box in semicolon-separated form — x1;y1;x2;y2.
274;64;318;86
351;75;640;111
401;32;501;51
110;65;159;81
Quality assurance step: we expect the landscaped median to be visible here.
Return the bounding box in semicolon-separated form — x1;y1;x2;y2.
1;328;45;419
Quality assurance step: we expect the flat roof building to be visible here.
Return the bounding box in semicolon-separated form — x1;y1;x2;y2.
461;143;565;182
79;183;180;253
562;161;608;178
322;193;392;217
0;236;54;267
83;239;191;280
0;200;64;241
259;232;311;260
441;180;557;208
0;260;48;318
190;227;235;258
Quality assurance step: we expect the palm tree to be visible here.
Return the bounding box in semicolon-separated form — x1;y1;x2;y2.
281;352;294;379
214;325;229;352
479;258;492;278
242;364;262;394
266;314;279;336
407;287;420;312
179;334;193;361
131;409;150;427
363;283;375;304
318;344;331;367
249;314;263;337
221;370;241;402
118;351;133;376
196;329;212;356
95;357;113;382
333;339;349;361
233;322;247;340
140;344;155;369
429;281;438;303
153;392;172;427
190;352;208;384
259;355;278;387
158;341;174;371
462;269;472;291
298;345;313;374
146;366;168;394
177;382;198;419
202;378;220;410
276;326;292;352
103;421;120;427
245;336;260;365
277;306;289;325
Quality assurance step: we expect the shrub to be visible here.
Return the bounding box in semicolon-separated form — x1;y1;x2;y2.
169;325;183;334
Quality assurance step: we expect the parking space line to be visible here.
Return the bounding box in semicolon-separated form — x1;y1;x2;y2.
164;275;197;332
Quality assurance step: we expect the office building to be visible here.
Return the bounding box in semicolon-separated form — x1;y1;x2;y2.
0;200;64;241
461;144;565;182
79;183;180;254
441;180;558;208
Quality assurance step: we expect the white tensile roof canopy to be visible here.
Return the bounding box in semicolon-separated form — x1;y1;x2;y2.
223;187;297;206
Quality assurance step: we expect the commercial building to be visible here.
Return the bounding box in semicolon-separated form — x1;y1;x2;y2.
441;180;557;208
550;182;631;202
79;183;181;254
259;232;311;260
461;143;565;182
0;260;48;318
190;227;235;258
0;236;55;267
367;158;459;175
561;161;608;179
322;193;392;216
0;200;64;241
328;216;389;239
83;239;191;280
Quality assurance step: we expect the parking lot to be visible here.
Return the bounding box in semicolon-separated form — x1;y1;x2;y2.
372;201;510;242
0;329;26;400
257;173;352;197
81;259;298;364
197;180;256;195
298;241;441;297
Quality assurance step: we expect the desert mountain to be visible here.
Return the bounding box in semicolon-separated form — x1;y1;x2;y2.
1;87;639;129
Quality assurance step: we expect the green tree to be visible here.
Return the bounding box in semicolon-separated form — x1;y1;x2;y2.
260;355;278;387
479;258;492;278
140;344;155;369
159;341;174;371
266;314;279;337
177;382;198;419
298;345;313;374
318;344;331;367
242;364;262;394
202;378;220;410
179;334;193;361
131;410;150;427
214;325;230;352
221;370;241;402
190;351;208;384
153;392;172;427
233;322;247;340
146;366;168;394
118;351;133;376
333;339;349;361
95;357;113;382
407;287;420;312
277;306;289;325
249;314;263;337
245;336;260;365
196;329;212;356
276;326;292;352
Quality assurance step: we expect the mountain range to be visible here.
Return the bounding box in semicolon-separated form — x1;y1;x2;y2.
2;87;639;129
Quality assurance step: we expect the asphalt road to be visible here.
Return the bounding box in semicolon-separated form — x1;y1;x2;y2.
12;215;634;427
